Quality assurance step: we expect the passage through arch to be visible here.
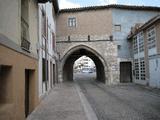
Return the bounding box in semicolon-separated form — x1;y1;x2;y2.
61;45;107;83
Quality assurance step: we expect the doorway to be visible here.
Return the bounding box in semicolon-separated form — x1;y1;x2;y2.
25;69;30;117
53;64;55;85
62;47;106;83
25;69;35;117
120;62;132;83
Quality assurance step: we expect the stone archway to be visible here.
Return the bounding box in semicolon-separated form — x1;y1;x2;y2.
60;45;108;83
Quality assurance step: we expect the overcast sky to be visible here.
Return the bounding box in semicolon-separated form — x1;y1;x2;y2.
59;0;160;9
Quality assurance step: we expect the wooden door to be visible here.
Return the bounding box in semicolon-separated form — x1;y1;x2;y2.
120;62;132;83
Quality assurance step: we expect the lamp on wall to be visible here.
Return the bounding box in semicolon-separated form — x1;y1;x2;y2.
109;35;113;41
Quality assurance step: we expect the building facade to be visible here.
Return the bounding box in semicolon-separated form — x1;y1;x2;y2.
0;0;59;119
128;15;160;88
38;1;59;100
56;5;160;85
0;0;40;119
74;56;95;72
112;7;160;83
56;7;117;84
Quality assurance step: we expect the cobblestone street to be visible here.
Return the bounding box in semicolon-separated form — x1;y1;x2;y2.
27;82;88;120
27;73;160;120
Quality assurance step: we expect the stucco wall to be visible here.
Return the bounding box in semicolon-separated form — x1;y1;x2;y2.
29;0;39;54
0;45;39;120
0;0;20;45
149;57;160;88
56;9;112;38
38;2;57;98
112;9;160;59
0;0;39;55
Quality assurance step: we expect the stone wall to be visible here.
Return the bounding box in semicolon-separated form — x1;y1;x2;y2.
56;40;119;84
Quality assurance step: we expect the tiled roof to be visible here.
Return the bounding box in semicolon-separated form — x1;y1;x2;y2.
59;4;160;13
128;15;160;39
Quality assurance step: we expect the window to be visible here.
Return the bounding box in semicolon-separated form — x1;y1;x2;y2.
52;32;55;50
140;58;145;80
133;32;144;54
134;59;139;80
42;58;45;82
68;17;76;27
138;32;144;52
21;0;30;51
147;26;156;49
134;58;146;80
133;36;138;54
114;25;121;31
41;9;47;37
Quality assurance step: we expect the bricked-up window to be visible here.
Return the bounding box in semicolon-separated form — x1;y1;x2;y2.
134;59;139;80
133;36;138;54
68;17;76;27
147;26;156;49
138;32;144;52
140;58;145;80
114;25;121;32
52;32;55;50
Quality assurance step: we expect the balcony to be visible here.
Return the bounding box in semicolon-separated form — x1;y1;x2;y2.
21;17;30;52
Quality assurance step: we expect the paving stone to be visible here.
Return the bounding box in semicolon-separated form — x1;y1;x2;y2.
27;83;88;120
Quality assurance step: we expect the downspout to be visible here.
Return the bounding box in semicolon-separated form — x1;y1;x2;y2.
45;4;48;91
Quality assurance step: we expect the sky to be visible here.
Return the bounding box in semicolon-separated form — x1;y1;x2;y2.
58;0;160;9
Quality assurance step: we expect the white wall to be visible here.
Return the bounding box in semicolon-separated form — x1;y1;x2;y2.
149;57;160;88
0;0;20;45
38;2;57;98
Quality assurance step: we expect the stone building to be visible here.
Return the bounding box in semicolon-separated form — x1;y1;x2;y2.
38;0;59;100
56;5;160;84
128;15;160;88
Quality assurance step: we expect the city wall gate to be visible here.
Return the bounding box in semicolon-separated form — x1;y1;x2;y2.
56;41;120;84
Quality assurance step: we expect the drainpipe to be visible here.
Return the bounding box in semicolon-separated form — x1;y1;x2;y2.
45;4;48;92
45;36;48;91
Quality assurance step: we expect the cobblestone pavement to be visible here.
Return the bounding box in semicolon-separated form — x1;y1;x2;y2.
27;83;88;120
27;73;160;120
75;73;160;120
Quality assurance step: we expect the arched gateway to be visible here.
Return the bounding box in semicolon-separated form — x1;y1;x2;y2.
58;45;110;83
56;40;120;85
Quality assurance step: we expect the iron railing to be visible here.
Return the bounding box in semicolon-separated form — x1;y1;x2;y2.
21;37;30;52
21;17;30;52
